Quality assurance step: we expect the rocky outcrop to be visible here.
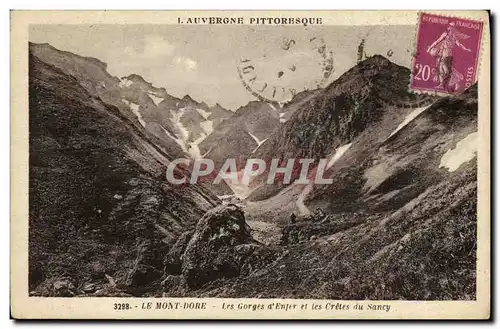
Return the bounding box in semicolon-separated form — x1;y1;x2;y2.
182;205;256;288
30;277;78;297
280;212;381;245
199;101;280;170
162;205;277;291
164;230;193;276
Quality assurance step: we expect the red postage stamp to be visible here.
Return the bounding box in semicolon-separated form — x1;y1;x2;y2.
411;12;484;94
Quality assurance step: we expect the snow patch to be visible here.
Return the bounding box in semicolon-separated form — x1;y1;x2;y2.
200;120;214;135
278;97;293;107
118;78;133;88
225;172;255;199
202;147;213;157
251;138;269;154
187;133;207;159
439;132;478;172
296;183;313;215
159;125;176;140
170;108;189;141
218;194;235;201
327;143;352;169
147;92;164;106
248;132;265;145
248;132;269;154
168;108;211;159
280;118;287;123
122;99;146;127
268;103;278;111
100;81;106;87
196;108;211;120
389;106;429;138
160;125;187;152
363;162;392;194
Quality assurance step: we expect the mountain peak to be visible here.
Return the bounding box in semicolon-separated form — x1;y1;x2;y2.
29;42;109;71
360;54;391;66
211;102;226;111
252;54;428;165
124;73;149;83
352;55;405;78
122;74;159;89
182;94;197;102
321;54;412;101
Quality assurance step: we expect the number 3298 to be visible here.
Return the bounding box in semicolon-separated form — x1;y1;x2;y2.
114;303;131;310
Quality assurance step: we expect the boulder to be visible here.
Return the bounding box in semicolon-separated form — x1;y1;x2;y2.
180;205;259;288
32;277;77;297
123;239;165;292
82;282;99;293
161;275;186;292
164;230;193;275
92;286;133;297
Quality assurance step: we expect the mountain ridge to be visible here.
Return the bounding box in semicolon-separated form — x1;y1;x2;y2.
246;55;439;200
29;52;221;296
29;42;234;195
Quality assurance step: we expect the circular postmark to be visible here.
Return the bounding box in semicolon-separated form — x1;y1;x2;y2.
237;36;335;104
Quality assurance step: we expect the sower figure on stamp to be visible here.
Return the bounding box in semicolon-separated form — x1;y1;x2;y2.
426;22;472;91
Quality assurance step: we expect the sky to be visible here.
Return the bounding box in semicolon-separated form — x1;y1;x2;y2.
30;24;416;110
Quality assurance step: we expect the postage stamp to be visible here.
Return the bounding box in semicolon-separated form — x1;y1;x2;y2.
411;12;484;94
10;10;491;320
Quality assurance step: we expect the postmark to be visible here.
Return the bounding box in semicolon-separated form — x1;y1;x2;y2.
411;12;484;94
237;36;334;104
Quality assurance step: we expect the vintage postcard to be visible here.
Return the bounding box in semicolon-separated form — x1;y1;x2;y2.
10;10;490;319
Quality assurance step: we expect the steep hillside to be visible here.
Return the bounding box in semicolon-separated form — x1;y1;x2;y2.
277;88;323;124
209;102;234;126
199;101;280;170
29;54;220;297
248;55;437;201
194;165;476;300
29;42;232;196
161;85;478;300
198;90;320;173
29;43;233;161
307;85;478;214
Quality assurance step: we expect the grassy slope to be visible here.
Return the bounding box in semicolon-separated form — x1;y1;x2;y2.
187;87;478;300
